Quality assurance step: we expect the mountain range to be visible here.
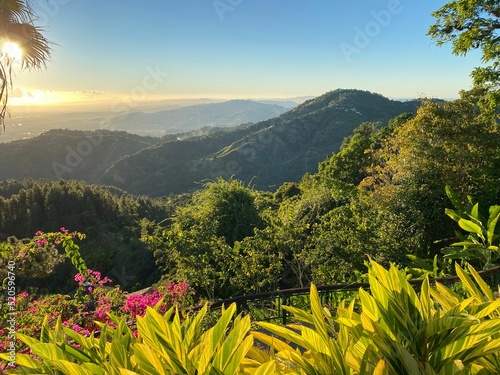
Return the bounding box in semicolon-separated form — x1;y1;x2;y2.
0;89;422;196
108;99;291;137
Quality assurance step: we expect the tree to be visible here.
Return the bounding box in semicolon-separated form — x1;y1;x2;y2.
149;178;265;298
0;0;51;126
318;122;380;188
429;0;500;105
362;89;500;258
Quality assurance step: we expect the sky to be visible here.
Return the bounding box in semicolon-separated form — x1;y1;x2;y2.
8;0;485;107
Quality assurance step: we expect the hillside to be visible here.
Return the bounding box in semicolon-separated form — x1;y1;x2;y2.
0;89;422;197
102;89;422;195
109;99;290;136
0;130;159;182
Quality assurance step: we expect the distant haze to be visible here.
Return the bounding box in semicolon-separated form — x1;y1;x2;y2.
1;97;309;143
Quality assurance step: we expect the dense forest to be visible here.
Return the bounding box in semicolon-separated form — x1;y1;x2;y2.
1;87;498;300
0;179;184;293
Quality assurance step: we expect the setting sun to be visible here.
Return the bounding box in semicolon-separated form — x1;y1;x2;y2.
2;41;22;62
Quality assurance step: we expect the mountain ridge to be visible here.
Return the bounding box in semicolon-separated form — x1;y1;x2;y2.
109;99;290;137
101;89;422;195
0;89;423;196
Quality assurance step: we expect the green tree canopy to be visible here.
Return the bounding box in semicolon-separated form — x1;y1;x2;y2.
361;89;500;257
429;0;500;104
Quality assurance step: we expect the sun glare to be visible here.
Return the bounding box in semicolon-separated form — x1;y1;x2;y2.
2;41;23;62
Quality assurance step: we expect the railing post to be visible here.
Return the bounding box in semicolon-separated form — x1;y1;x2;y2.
282;296;287;325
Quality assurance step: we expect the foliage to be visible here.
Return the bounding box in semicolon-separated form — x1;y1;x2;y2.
3;261;500;374
146;178;266;299
442;186;500;269
303;195;389;285
0;229;86;318
0;0;51;126
0;180;173;292
361;89;500;258
429;0;500;107
229;235;283;295
318;121;380;188
0;277;193;372
1;303;253;374
254;260;500;374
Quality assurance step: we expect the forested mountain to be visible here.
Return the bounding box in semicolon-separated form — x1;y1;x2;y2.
109;99;290;136
0;89;422;197
102;89;422;196
0;129;159;182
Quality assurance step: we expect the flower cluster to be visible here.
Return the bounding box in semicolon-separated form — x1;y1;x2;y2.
0;279;194;370
74;269;112;292
121;282;194;319
122;290;164;318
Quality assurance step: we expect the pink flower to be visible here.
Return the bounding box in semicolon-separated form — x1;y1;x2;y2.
35;230;42;236
72;324;82;333
74;273;86;285
36;239;47;246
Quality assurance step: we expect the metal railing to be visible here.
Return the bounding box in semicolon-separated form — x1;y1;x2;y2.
208;265;500;325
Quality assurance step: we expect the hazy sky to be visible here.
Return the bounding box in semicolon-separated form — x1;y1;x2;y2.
11;0;483;106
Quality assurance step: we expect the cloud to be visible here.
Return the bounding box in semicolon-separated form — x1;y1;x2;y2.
11;87;34;98
79;90;107;99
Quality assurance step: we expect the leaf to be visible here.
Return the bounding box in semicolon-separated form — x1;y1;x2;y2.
458;219;484;238
445;186;466;214
30;343;67;362
197;303;237;374
251;331;295;353
309;284;329;343
449;241;480;247
373;359;388;375
255;321;310;350
212;314;252;373
455;264;483;302
119;370;141;375
133;344;167;375
220;335;253;375
82;363;108;375
467;263;496;302
470;203;480;221
5;353;41;370
487;206;500;246
253;361;276;375
445;208;463;223
50;360;96;375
